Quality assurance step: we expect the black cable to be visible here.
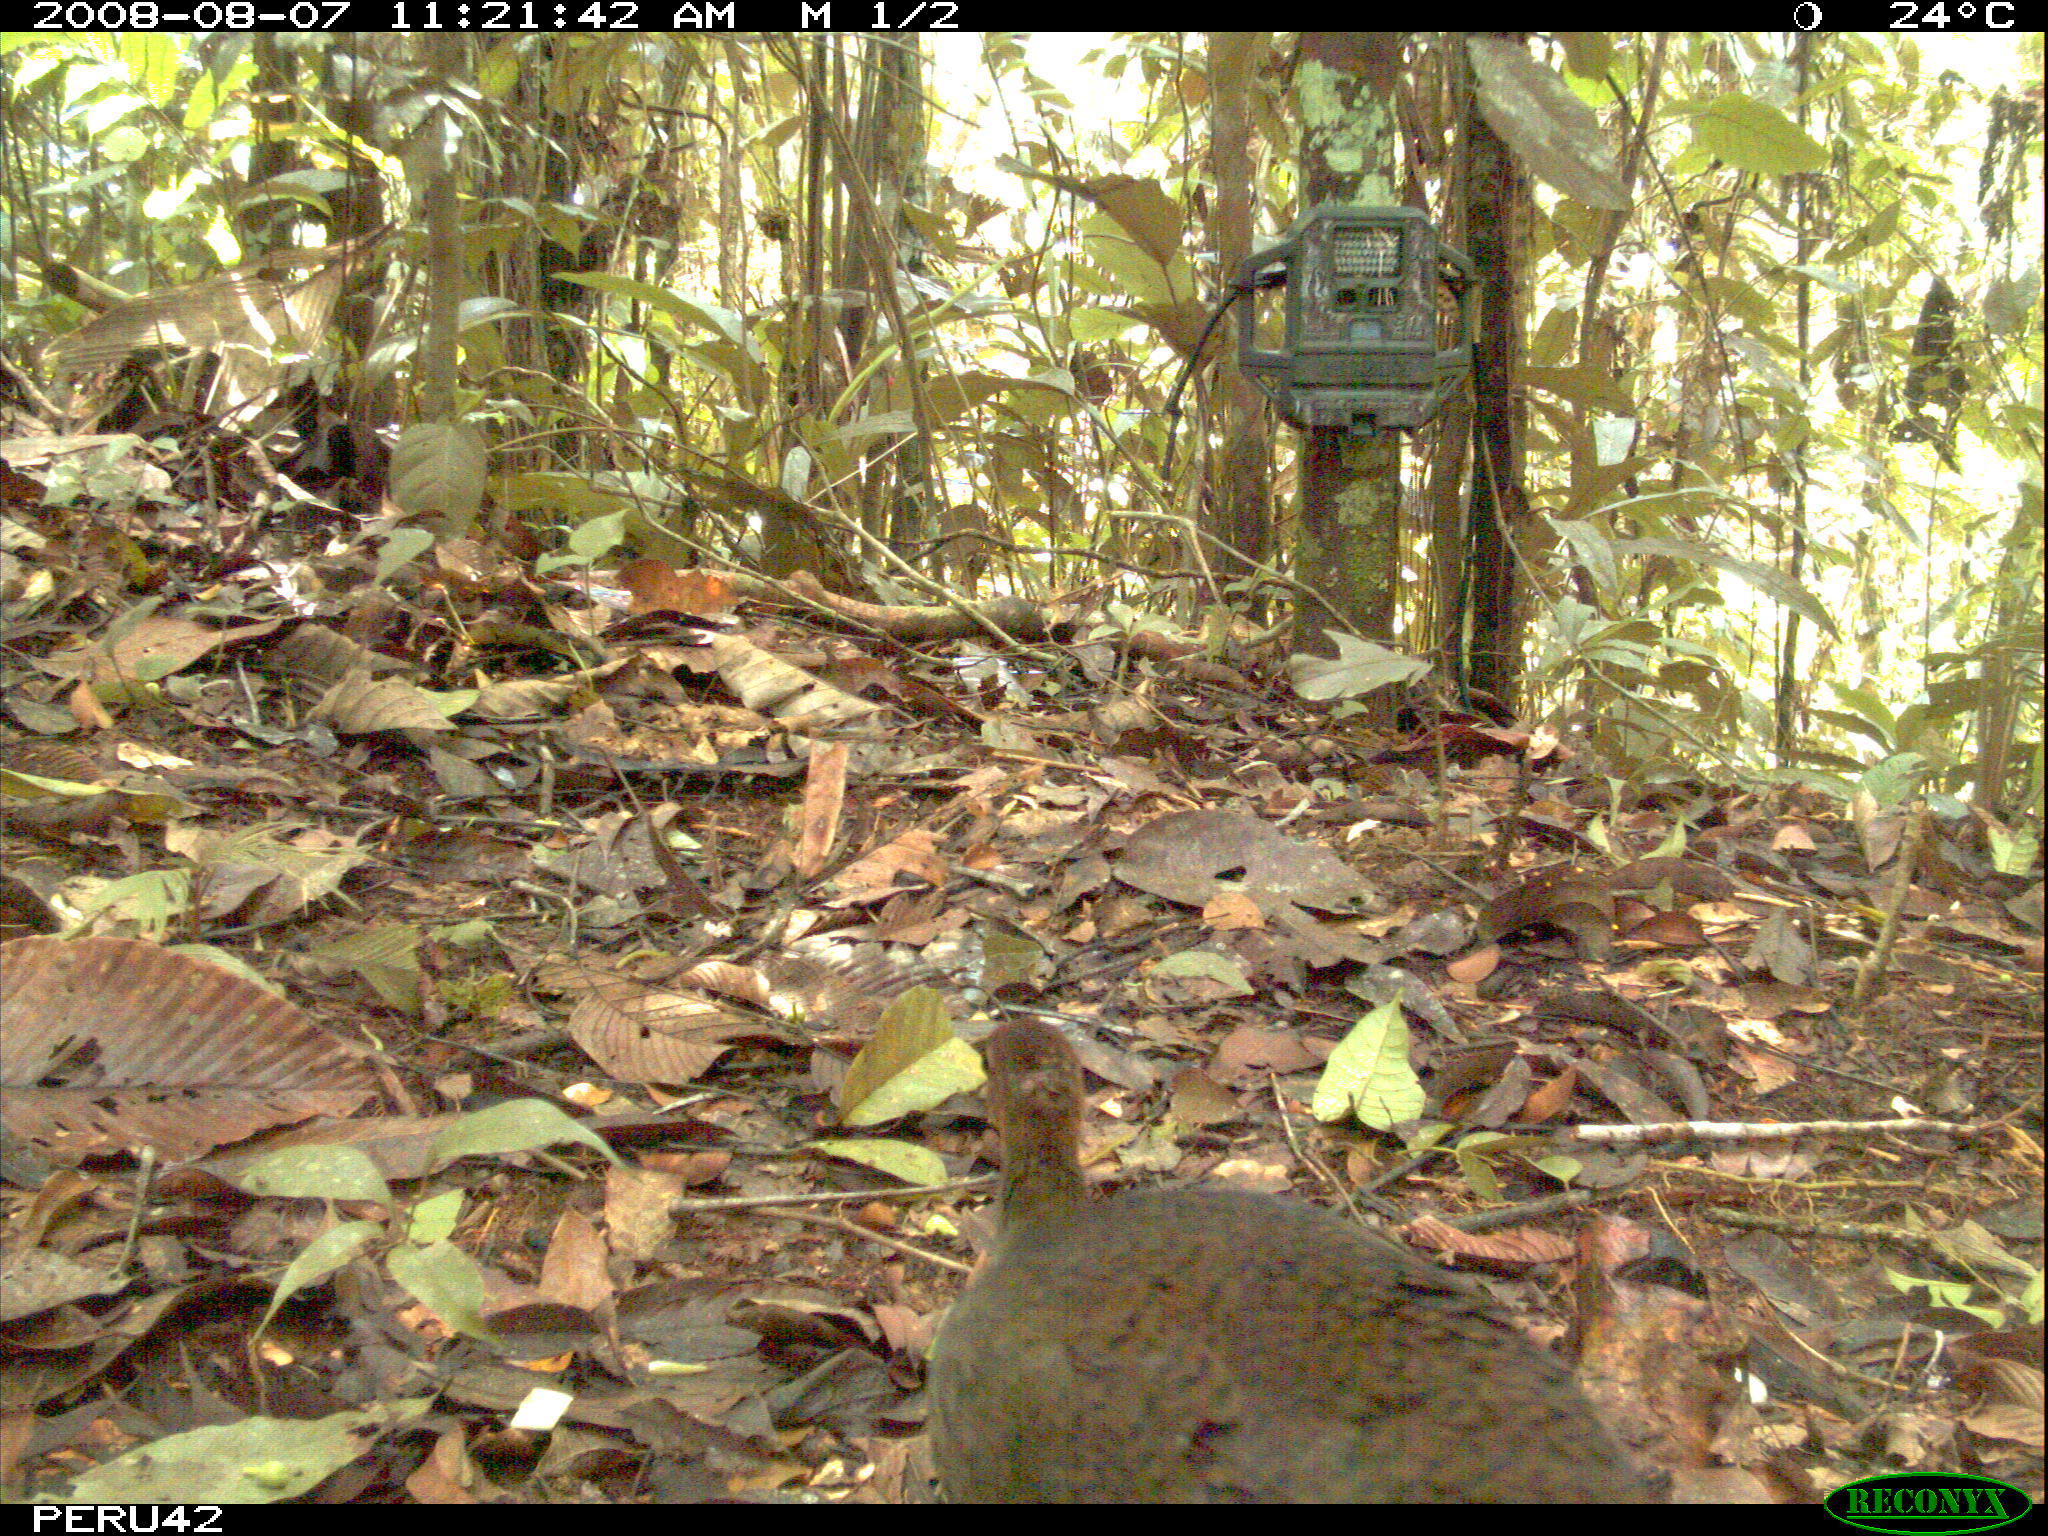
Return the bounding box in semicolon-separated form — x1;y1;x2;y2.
1160;269;1281;479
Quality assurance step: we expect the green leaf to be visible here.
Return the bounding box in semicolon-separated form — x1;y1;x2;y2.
1987;822;2040;878
66;870;186;935
1465;36;1629;209
1608;536;1839;638
1311;1000;1423;1130
1547;515;1619;596
1068;306;1135;344
1825;682;1902;751
1883;1270;2005;1327
69;1403;429;1503
839;989;984;1127
1080;207;1189;308
563;274;759;356
1400;1120;1455;1156
376;527;434;582
428;1099;621;1169
0;767;109;798
498;472;633;518
229;1146;392;1207
982;926;1049;992
388;1239;492;1340
259;1220;381;1336
567;510;628;558
1450;1131;1507;1203
1859;752;1927;806
779;444;812;500
808;1137;951;1186
1149;948;1253;995
1691;94;1828;175
1288;632;1431;701
408;1188;465;1245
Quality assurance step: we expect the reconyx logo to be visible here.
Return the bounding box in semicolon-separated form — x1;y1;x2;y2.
1824;1473;2032;1534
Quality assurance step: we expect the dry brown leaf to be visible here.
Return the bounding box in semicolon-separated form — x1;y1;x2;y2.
0;936;377;1162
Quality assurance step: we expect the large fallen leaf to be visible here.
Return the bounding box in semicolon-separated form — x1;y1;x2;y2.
68;1402;430;1503
0;936;378;1162
0;1245;130;1323
1118;809;1373;914
39;612;281;688
563;973;791;1084
709;633;879;731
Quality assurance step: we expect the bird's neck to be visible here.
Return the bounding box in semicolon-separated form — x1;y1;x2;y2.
996;1105;1089;1236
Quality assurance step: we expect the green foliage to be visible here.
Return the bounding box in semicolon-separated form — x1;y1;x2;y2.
4;32;2038;801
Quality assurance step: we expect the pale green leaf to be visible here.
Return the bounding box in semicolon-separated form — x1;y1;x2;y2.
229;1146;391;1207
1311;1000;1423;1129
1289;633;1431;701
429;1099;621;1169
388;1239;491;1340
68;1404;429;1503
1608;536;1839;637
839;989;984;1127
1150;948;1253;995
808;1137;951;1186
259;1220;381;1336
408;1188;464;1246
1691;94;1828;175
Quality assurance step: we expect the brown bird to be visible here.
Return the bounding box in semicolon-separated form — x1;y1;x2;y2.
927;1019;1655;1503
